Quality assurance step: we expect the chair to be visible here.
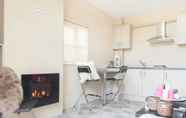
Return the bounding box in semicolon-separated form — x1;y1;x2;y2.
73;62;101;111
107;66;128;101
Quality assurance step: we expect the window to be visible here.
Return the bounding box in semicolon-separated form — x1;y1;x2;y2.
64;22;88;64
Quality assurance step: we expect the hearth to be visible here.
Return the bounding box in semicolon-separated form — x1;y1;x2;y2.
21;73;59;108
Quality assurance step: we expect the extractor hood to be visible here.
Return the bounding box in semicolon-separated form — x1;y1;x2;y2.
147;21;174;44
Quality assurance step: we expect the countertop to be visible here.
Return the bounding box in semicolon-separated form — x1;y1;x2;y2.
97;65;186;71
127;66;186;71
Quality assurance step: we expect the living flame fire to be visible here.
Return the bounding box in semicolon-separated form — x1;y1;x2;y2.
32;89;50;98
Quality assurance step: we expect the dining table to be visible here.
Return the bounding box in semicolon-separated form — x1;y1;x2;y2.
97;67;123;105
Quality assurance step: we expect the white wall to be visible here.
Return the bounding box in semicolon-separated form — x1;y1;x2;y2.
124;14;186;67
120;14;186;101
63;65;81;109
0;0;3;44
63;0;114;109
3;0;64;117
64;0;114;66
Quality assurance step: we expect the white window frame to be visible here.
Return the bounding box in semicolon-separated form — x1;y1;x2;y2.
64;21;88;64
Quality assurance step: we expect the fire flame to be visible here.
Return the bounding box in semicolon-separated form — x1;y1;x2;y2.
32;89;50;98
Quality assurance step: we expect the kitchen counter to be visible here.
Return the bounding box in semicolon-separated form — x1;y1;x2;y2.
128;66;186;71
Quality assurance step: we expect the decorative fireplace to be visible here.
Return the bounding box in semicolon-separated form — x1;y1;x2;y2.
21;73;59;108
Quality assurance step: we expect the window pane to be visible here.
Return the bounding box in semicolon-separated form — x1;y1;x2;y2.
75;48;88;62
64;25;75;45
64;45;74;63
77;27;88;47
64;22;88;63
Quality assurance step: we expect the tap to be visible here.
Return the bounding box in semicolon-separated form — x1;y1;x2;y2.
139;60;147;67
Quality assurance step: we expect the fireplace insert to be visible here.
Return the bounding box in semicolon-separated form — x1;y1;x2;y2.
21;73;60;108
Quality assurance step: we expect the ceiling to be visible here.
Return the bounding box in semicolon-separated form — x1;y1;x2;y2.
87;0;186;18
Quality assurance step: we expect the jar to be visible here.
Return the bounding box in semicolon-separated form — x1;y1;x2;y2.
145;96;160;111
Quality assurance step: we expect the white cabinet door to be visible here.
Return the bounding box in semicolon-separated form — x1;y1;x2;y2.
113;24;131;49
141;70;164;97
167;70;186;97
124;69;140;96
124;69;164;97
176;14;186;45
124;69;186;99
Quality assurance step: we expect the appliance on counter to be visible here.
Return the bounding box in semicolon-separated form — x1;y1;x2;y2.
113;49;124;67
114;55;121;67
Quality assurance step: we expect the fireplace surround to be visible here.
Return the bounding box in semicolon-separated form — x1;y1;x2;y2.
21;73;60;108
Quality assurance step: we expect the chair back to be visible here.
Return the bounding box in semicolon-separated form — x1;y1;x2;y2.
77;66;91;74
77;65;92;84
119;66;128;73
113;66;128;80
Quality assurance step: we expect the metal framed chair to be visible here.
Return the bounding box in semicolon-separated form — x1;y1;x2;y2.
73;64;101;111
107;66;128;101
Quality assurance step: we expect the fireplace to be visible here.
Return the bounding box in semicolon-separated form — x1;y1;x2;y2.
21;73;59;108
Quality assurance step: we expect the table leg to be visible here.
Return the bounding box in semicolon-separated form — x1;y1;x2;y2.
103;73;106;105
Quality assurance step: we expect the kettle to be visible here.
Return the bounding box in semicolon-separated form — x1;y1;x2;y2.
114;55;121;67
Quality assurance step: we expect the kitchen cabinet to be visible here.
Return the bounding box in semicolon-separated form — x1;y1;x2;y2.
141;70;164;97
113;24;132;49
166;70;186;97
176;14;186;45
124;69;164;100
124;69;186;101
124;69;140;96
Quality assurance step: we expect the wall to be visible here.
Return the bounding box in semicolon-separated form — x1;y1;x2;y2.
63;65;81;109
64;0;114;66
124;13;186;67
0;0;3;65
3;0;64;118
0;0;3;44
63;0;114;109
119;13;186;101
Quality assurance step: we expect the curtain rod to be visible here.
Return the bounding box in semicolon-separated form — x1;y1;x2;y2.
64;18;88;28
